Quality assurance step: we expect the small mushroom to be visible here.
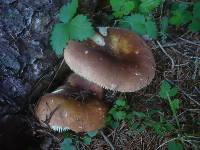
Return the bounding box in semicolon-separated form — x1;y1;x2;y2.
35;94;107;133
64;27;156;92
35;75;108;133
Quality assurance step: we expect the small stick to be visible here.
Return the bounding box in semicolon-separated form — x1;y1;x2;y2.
156;138;178;150
157;41;175;70
100;131;115;150
46;58;65;92
178;37;200;46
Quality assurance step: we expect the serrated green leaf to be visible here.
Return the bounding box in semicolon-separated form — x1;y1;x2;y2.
83;136;92;145
193;2;200;19
169;87;178;97
159;80;171;99
111;121;120;129
170;99;180;112
110;0;135;18
61;138;75;150
106;114;112;121
159;80;178;99
108;107;117;115
139;0;161;14
113;111;126;120
169;3;192;26
121;1;135;16
167;140;183;150
145;19;157;39
69;15;94;41
120;14;158;39
87;130;98;137
50;23;69;56
110;0;123;11
115;99;126;107
189;19;200;32
59;0;78;23
169;14;182;26
121;14;146;35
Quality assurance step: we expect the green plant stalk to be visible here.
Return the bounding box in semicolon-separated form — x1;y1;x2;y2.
167;94;180;129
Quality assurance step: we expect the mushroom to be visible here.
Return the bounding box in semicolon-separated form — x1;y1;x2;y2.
64;27;156;92
35;74;108;133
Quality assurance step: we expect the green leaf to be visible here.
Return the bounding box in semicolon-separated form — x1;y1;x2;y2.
69;15;94;41
159;80;171;99
110;0;135;18
106;115;113;123
50;23;69;56
169;87;178;97
87;130;98;137
108;107;117;115
193;2;200;19
111;121;120;129
160;17;169;34
153;122;165;135
113;111;126;120
189;19;200;32
120;14;158;39
139;0;161;14
83;136;92;145
121;14;146;35
115;99;126;107
145;19;157;39
167;140;183;150
110;0;123;11
121;1;135;16
159;81;178;99
132;111;146;118
59;0;78;23
169;3;192;26
170;99;180;113
61;138;75;150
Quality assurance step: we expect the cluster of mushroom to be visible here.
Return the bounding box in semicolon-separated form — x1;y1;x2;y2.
35;27;156;133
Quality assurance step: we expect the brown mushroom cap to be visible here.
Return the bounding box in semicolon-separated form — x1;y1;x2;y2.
35;90;108;133
64;27;156;92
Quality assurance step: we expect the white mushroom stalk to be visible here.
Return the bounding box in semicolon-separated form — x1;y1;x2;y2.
90;32;105;46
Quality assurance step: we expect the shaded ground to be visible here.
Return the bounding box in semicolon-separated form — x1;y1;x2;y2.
0;0;200;150
87;33;200;150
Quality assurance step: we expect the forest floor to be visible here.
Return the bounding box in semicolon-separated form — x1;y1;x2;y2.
0;0;199;150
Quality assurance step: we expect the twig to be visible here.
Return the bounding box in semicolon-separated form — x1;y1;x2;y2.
156;138;178;150
171;47;200;60
100;131;115;150
166;80;200;106
157;41;175;69
192;59;199;80
178;37;200;46
181;90;200;106
46;58;65;92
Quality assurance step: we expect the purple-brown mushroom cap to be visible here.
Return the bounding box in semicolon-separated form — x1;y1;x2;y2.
64;27;156;92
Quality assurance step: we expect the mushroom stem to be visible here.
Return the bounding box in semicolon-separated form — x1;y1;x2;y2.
67;73;104;99
89;32;105;46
